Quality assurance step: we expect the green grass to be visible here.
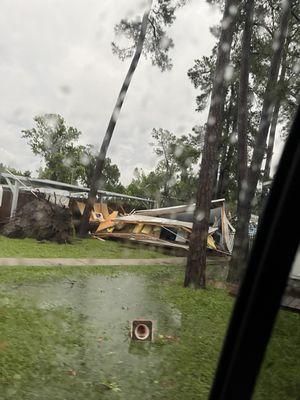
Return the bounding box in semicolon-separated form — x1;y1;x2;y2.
0;236;168;259
0;265;299;399
158;272;300;400
0;264;168;284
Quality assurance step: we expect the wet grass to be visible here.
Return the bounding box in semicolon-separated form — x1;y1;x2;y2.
0;265;299;399
0;236;168;259
161;275;300;400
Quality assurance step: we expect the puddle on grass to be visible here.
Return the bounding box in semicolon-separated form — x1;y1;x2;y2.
0;273;181;400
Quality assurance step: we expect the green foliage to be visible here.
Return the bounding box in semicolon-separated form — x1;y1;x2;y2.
112;0;186;71
80;145;124;193
187;0;300;207
0;163;31;184
112;0;300;208
126;127;203;205
187;52;216;111
22;115;124;192
22;114;85;184
126;167;164;202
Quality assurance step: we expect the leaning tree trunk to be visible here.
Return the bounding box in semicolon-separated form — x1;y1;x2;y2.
227;0;254;284
184;0;239;289
227;0;291;284
79;1;153;236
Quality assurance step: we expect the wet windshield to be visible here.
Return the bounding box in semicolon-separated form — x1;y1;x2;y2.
0;0;299;399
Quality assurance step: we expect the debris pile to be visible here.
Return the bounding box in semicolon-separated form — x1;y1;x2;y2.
94;213;218;253
1;194;234;252
73;201;119;230
134;201;235;253
1;198;73;243
79;199;234;255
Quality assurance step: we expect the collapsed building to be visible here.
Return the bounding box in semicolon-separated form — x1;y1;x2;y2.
0;172;235;253
0;172;154;242
92;199;235;255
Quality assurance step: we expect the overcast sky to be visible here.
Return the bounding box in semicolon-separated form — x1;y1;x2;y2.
0;0;284;184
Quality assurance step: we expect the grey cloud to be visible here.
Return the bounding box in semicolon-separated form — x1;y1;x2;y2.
1;0;282;186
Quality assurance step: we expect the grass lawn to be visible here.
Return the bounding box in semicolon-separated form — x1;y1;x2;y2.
0;264;299;399
0;236;168;259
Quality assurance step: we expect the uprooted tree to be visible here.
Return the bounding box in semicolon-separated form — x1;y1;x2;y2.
1;197;74;243
78;1;153;236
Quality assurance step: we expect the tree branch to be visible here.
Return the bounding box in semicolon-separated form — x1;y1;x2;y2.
148;16;157;40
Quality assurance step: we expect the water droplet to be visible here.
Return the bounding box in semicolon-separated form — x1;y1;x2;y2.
60;85;71;95
224;65;234;81
63;157;72;168
221;42;230;52
174;146;183;157
229;5;238;15
281;0;289;10
239;191;246;202
160;36;170;50
195;210;204;222
208;134;216;143
293;61;300;73
221;17;231;30
229;134;237;144
272;40;280;51
241;179;248;190
211;95;221;106
80;153;90;166
208;116;216;126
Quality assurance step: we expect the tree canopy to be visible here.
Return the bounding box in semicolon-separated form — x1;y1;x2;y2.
126;127;203;205
22;114;84;184
112;0;186;71
22;114;123;193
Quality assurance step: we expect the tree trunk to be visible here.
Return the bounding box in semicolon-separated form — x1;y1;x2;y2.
218;142;235;198
227;0;254;283
247;2;290;199
184;0;239;289
78;1;153;236
162;139;172;205
261;47;288;201
216;89;235;198
213;162;220;198
228;0;291;283
217;100;238;198
216;144;228;197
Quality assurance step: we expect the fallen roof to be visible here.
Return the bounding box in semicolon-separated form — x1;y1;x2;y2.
135;199;226;216
0;172;155;204
95;231;189;251
113;214;218;234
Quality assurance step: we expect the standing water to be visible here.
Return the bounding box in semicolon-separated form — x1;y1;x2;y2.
0;272;181;400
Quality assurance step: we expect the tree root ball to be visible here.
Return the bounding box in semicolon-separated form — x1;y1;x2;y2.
1;198;74;243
